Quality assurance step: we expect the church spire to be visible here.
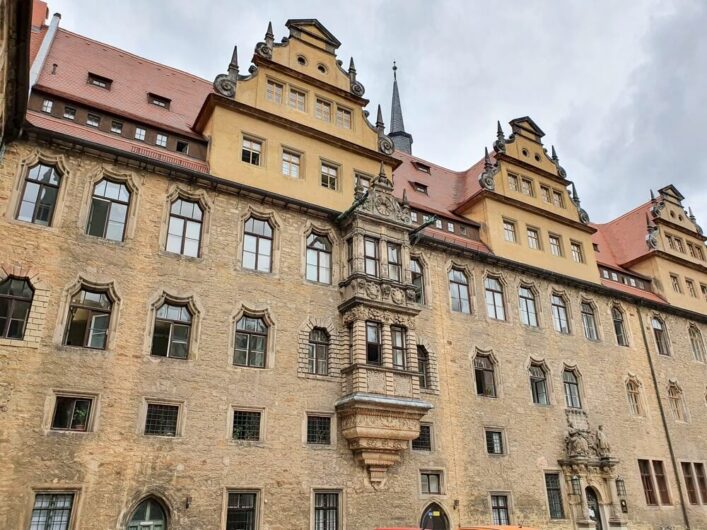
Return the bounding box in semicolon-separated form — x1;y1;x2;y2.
388;61;413;154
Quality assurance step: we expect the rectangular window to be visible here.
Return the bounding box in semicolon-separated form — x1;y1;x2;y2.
527;228;540;250
41;99;54;113
242;137;262;166
289;88;306;111
155;133;168;148
63;106;76;120
686;279;697;297
356;173;370;192
364;237;379;277
694;463;707;503
134;127;146;141
366;321;382;365
391;325;406;370
226;492;257;530
282;150;301;177
702;284;707;302
149;94;171;109
88;73;112;89
541;185;551;203
421;472;442;494
111;121;123;134
545;473;565;519
30;493;74;530
491;494;510;525
412;424;432;451
232;410;261;441
652;460;671;505
86;113;100;127
387;243;402;281
315;98;332;121
671;274;682;293
507;174;519;191
447;222;454;232
520;177;534;196
552;190;564;208
346;238;354;275
176;140;189;154
321;162;338;190
503;220;517;242
144;403;179;436
411;211;418;222
266;79;283;103
674;238;685;253
52;395;93;431
435;218;443;229
682;462;699;504
336;107;352;129
485;429;504;454
307;415;331;445
314;492;339;530
549;234;563;256
571;241;584;263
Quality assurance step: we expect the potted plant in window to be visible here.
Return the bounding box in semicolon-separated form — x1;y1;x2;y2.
72;407;89;431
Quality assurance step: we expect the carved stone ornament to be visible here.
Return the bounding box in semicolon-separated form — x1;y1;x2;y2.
578;207;590;224
479;168;496;191
391;288;405;305
357;183;412;226
213;73;237;98
378;135;394;155
255;41;272;59
650;200;665;218
351;80;366;97
564;415;613;460
646;226;658;250
365;282;381;300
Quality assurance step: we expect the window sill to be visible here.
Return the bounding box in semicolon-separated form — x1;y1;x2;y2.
79;233;127;247
57;344;111;354
299;373;339;382
0;337;39;349
305;443;335;451
143;434;182;440
7;217;57;232
158;250;203;263
238;267;276;277
304;279;336;289
230;440;266;448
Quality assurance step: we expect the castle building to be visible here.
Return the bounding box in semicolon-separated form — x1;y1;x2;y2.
0;2;705;530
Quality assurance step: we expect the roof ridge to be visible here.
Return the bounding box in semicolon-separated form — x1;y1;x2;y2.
596;199;652;227
398;150;481;176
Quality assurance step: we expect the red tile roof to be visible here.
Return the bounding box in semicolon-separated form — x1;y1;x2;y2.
591;201;654;268
29;26;48;64
599;279;666;304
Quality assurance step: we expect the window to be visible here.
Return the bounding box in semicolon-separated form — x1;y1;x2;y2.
447;222;454;233
674;238;685;253
234;315;268;368
346;238;354;275
306;233;332;284
243;217;273;272
134;127;146;141
63;106;75;120
545;473;565;519
41;99;53;113
308;328;329;375
410;259;424;304
702;284;707;302
320;162;338;190
412;424;432;451
520;177;534;196
232;410;261;441
507;174;519;191
541;185;551;203
128;498;167;530
552;190;564;208
242;137;262;166
686;279;697;297
166;198;203;257
288;88;306;111
695;463;707;504
387;243;402;281
366;321;382;365
144;403;179;436
652;317;670;356
653;460;671;504
668;383;687;421
612;307;628;347
417;345;430;390
88;73;112;89
503;220;517;242
682;463;699;504
671;274;682;293
307;415;331;444
336;107;352;129
580;302;598;340
485;430;504;454
266;79;283;103
227;492;257;530
314;492;339;530
176;140;189;154
527;228;540;249
391;326;406;369
64;289;112;349
149;94;170;109
315;98;332;121
414;183;428;194
435;218;443;229
551;295;570;334
30;493;74;530
449;268;470;314
155;133;168;148
421;472;441;494
491;495;510;525
549;234;563;256
0;277;33;339
364;237;379;277
638;459;658;505
571;242;584;263
151;302;192;359
52;396;92;431
484;277;505;320
86;113;100;127
626;380;642;416
690;326;705;362
563;369;581;409
86;179;130;241
530;365;548;405
518;287;538;327
474;355;496;397
356;174;370;192
282;150;301;177
110;121;123;134
17;163;62;226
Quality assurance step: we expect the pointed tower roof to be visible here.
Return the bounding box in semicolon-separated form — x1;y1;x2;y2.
388;61;413;154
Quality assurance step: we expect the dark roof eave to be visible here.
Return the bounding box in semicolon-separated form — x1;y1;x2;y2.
2;0;32;145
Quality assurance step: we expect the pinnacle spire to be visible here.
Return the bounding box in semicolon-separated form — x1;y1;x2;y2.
266;21;274;39
571;182;580;204
496;120;504;138
650;189;656;201
349;57;356;74
388;61;413;154
551;145;559;162
376;104;384;130
483;147;492;171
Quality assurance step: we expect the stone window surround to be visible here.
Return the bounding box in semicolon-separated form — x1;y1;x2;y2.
609;302;631;347
235;207;282;276
419;468;446;496
473;347;501;399
518;280;542;329
550;289;573;335
488;491;513;525
302;410;336;449
482;270;510;324
562;363;584;410
527;357;553;406
542;470;567;520
0;262;49;349
229;405;267;445
145;291;202;362
446;261;475;315
579;297;602;342
416;336;439;395
301;222;339;287
139;397;186;438
650;314;672;357
688;324;706;363
28;487;82;530
309;489;345;530
297;316;341;380
624;374;646;418
229;305;276;370
44;389;100;434
484;425;508;456
409;252;430;306
158;185;212;261
666;379;689;423
411;422;435;452
221;488;262;530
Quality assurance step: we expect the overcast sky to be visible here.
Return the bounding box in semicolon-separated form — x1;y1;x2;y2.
47;0;707;225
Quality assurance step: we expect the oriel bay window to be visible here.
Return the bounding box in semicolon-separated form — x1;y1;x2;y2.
366;321;382;365
234;315;268;368
243;217;273;272
391;326;406;369
166;198;203;257
387;242;402;281
364;237;379;277
64;289;112;349
306;233;332;284
17;163;62;226
151;302;192;359
86;179;130;241
0;277;33;339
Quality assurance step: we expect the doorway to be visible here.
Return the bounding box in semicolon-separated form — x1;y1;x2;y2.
585;487;604;530
419;503;449;530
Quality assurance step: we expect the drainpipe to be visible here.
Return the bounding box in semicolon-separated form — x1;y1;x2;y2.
636;305;690;529
28;11;61;94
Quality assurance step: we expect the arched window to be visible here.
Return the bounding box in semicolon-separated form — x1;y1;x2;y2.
17;163;62;226
166;198;203;257
0;277;33;339
612;307;628;347
243;217;273;272
518;286;538;327
449;268;470;314
484;277;505;320
529;364;548;405
64;288;112;349
580;302;598;340
234;315;268;368
410;258;424;304
86;179;130;241
305;233;332;284
551;295;570;334
417;345;430;390
667;383;687;422
689;326;705;362
626;379;642;416
563;369;582;409
151;302;192;359
652;317;670;356
128;498;167;530
474;355;496;397
307;328;329;375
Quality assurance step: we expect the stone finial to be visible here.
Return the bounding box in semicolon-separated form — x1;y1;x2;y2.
650;189;656;201
479;148;497;191
551;145;559;163
376;104;384;130
349;57;356;75
571;182;580;205
688;206;696;221
393;60;397;80
493;120;506;153
265;21;274;47
349;57;365;97
213;45;239;98
483;147;492;171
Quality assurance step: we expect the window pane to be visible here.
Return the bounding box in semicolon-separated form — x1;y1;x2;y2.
152;320;171;356
87;198;110;237
65;308;89;346
88;313;109;348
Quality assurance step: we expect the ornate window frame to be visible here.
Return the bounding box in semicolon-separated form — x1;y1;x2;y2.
230;305;276;370
550;289;572;335
527;357;552;406
0;262;50;349
416;336;439;394
666;380;689;423
609;302;630;347
447;261;474;315
518;279;542;329
650;314;671;356
236;206;282;275
145;291;202;361
481;270;509;323
409;251;429;306
579;297;601;342
120;492;174;529
624;374;645;418
302;222;338;286
473;347;500;399
561;363;583;410
297;316;340;380
159;185;212;260
688;324;706;363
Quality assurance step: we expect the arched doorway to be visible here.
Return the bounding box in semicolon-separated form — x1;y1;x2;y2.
420;503;449;530
585;487;604;530
127;497;167;530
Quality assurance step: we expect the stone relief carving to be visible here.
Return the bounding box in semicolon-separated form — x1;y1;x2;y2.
646;225;659;250
650;200;665;218
378;135;394;155
478;148;497;191
564;416;613;460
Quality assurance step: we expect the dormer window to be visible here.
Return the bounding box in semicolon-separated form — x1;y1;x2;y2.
413;182;428;194
149;93;171;109
413;162;431;174
176;141;189;155
87;73;112;90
